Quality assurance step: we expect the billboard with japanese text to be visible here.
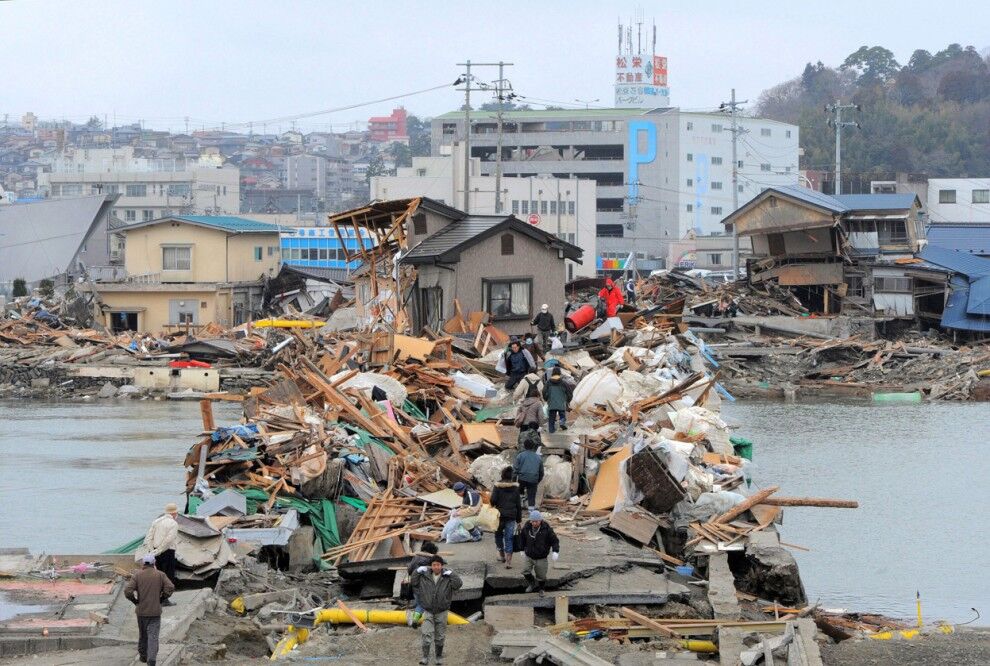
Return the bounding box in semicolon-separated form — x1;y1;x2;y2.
614;54;670;108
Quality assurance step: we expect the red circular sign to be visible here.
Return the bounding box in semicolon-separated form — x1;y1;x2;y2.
528;213;540;225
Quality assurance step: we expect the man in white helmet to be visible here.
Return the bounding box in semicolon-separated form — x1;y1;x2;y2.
530;304;556;351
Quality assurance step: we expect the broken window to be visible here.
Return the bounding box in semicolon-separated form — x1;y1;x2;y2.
876;220;908;245
412;214;427;235
767;233;785;256
874;276;912;293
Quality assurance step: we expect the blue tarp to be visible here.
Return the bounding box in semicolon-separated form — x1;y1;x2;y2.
211;424;260;443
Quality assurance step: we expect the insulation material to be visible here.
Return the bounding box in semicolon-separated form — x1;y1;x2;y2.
570;367;624;411
554;349;598;371
332;371;408;407
290;444;327;485
683;465;716;500
452;371;497;399
616;370;665;406
542;455;573;499
672;406;733;455
468;452;512;489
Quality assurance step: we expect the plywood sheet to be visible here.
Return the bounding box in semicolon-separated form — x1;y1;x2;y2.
460;423;502;446
418;488;463;510
393;334;437;361
586;445;631;512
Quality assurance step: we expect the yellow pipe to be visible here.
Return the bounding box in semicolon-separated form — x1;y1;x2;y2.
314;609;469;626
271;609;468;659
681;639;718;653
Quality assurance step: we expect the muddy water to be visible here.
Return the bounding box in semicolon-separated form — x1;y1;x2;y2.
722;400;990;624
0;399;986;623
0;400;241;555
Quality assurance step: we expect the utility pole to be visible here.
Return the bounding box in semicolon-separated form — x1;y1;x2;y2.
456;61;510;214
720;89;748;279
493;61;514;214
825;101;860;195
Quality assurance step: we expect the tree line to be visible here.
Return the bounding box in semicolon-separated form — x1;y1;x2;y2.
755;44;990;182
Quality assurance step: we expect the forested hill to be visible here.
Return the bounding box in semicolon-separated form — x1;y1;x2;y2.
755;44;990;184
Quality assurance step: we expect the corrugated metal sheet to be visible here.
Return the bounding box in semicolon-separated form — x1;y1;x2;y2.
926;224;990;256
834;193;917;211
919;245;990;277
941;276;990;332
967;275;990;316
0;195;112;282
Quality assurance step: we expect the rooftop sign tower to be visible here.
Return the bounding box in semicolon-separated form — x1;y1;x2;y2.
614;12;669;109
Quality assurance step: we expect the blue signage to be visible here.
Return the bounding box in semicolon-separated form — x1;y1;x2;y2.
627;120;656;205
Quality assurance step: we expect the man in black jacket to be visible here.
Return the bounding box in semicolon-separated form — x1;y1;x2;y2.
520;511;560;596
411;555;463;665
489;466;522;569
531;304;556;350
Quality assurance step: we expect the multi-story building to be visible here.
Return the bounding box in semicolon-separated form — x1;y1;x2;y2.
370;148;596;278
368;107;409;144
38;147;240;222
284;154;355;211
926;178;990;223
432;108;799;272
279;226;372;271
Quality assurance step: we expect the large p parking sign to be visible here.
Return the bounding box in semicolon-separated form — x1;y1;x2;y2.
627;120;656;204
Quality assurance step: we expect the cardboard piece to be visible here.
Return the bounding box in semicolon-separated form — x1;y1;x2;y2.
586;445;631;512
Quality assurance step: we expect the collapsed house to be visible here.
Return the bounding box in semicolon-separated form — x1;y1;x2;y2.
723;186;928;321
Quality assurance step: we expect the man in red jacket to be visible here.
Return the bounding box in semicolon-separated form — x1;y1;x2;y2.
597;278;625;317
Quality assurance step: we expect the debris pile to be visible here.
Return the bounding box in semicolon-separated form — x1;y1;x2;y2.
142;299;874;663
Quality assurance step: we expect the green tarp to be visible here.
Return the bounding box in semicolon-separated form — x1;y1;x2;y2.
103;535;144;555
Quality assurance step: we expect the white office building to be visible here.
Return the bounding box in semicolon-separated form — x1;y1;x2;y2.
432;108;798;272
927;178;990;223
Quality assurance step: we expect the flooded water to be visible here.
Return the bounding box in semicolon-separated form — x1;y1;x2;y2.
0;400;240;555
722;400;990;624
0;399;986;623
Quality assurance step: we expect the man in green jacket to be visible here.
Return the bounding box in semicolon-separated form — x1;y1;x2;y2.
410;555;463;665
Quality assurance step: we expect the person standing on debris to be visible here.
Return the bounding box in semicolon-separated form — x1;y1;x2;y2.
502;339;536;390
531;304;556;351
142;503;179;597
406;541;439;625
411;555;463;665
513;438;544;511
125;553;174;666
598;278;625;318
514;381;544;447
625;277;637;307
490;466;522;569
520;511;559;597
512;367;544;403
452;481;483;541
542;366;573;433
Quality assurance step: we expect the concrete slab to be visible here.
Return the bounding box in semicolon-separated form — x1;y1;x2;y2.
487;566;687;608
717;626;747;666
483;604;534;631
706;553;741;621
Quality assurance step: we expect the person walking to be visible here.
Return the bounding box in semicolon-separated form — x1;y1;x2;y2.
411;555;463;665
124;553;175;666
542;366;574;433
514;381;544;452
625;277;637;307
520;511;560;597
489;466;522;569
513;438;544;511
531;304;556;350
501;339;536;390
142;503;179;599
406;541;439;625
597;278;625;318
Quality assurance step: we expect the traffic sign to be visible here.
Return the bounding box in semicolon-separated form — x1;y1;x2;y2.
528;213;540;225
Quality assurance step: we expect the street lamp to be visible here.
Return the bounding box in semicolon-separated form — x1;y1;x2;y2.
574;98;600;110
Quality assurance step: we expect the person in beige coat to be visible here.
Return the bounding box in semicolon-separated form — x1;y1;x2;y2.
142;503;179;596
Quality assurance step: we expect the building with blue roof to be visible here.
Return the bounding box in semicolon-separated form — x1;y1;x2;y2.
925;223;990;258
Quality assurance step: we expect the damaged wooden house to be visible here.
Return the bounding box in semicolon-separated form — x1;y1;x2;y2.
330;197;583;336
722;185;928;323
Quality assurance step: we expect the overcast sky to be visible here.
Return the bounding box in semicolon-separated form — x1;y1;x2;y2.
4;0;989;133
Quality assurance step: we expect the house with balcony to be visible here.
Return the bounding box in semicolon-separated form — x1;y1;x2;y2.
722;185;926;319
82;215;281;333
